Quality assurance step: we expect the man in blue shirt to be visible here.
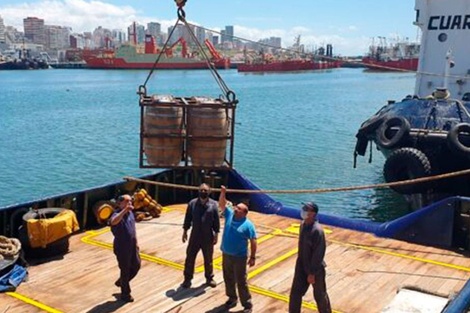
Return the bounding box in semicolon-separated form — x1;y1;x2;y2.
109;194;141;303
219;185;257;313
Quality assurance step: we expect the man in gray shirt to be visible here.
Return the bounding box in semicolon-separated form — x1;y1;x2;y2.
289;202;331;313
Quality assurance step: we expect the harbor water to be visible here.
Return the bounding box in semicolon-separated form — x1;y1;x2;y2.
0;68;415;221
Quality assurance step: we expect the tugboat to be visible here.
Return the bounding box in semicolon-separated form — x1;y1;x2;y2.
354;0;470;207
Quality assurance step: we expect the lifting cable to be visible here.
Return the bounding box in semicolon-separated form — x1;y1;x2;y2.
138;0;237;103
124;167;470;194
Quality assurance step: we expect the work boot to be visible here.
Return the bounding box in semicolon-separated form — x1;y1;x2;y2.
243;302;253;313
206;278;217;288
224;298;237;309
121;295;134;302
181;279;191;288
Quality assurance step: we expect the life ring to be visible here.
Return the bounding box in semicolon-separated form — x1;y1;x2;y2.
447;123;470;156
376;116;410;148
383;147;432;194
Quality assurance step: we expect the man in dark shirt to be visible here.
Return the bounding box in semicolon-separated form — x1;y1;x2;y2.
109;194;141;303
181;183;220;288
289;202;331;313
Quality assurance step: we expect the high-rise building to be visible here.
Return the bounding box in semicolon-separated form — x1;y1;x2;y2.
147;22;161;38
45;25;71;49
195;26;206;44
112;29;126;44
70;33;87;49
168;24;183;44
220;30;227;43
23;17;45;45
128;23;145;44
4;26;23;45
0;15;5;44
224;25;234;42
93;26;112;48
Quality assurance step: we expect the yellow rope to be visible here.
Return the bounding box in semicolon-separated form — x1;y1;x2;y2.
124;168;470;194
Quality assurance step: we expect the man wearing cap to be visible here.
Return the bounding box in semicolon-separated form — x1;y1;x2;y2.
181;183;220;288
289;202;331;313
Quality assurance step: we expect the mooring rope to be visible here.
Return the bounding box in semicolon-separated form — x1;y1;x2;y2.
124;168;470;194
0;236;21;260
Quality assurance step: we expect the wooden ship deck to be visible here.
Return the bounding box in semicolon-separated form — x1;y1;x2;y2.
2;204;470;313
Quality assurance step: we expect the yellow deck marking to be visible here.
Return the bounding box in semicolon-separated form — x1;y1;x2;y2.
247;248;298;279
285;223;333;235
81;230;185;270
248;285;343;313
6;292;64;313
281;223;469;273
212;228;283;267
80;218;470;313
161;206;172;212
330;238;470;272
85;220;467;313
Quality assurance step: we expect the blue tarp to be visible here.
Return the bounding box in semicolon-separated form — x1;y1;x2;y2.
0;264;28;292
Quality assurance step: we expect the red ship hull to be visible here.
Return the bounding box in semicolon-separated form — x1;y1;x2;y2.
362;57;418;71
237;60;341;73
84;56;230;70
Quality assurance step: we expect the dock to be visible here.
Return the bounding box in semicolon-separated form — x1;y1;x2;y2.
49;62;88;69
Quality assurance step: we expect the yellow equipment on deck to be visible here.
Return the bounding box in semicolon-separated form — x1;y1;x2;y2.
26;209;80;248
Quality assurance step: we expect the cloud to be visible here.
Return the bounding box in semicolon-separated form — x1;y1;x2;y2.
0;0;369;55
234;25;368;56
1;0;146;32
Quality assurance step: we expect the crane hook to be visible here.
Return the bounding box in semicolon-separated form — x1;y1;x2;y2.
175;0;187;19
175;0;186;8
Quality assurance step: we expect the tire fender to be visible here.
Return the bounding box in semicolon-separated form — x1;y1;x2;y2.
376;116;410;148
383;147;432;194
22;208;66;223
447;123;470;156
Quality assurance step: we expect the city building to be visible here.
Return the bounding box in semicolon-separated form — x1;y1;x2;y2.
4;26;23;46
23;17;45;46
112;29;126;44
223;25;234;43
128;22;145;44
0;15;5;44
147;22;161;38
45;25;71;49
195;25;206;45
92;26;112;48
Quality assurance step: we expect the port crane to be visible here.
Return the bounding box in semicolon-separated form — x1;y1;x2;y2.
163;37;189;58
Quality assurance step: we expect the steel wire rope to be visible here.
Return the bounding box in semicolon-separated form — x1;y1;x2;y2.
177;14;234;101
140;18;181;90
124;167;470;194
189;22;470;81
139;4;236;102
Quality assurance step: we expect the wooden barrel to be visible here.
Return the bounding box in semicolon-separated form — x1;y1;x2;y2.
187;98;228;167
143;95;183;167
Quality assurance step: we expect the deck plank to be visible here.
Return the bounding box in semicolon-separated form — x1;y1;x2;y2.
1;205;470;312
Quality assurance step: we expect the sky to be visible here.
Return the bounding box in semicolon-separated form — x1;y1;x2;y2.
0;0;421;56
